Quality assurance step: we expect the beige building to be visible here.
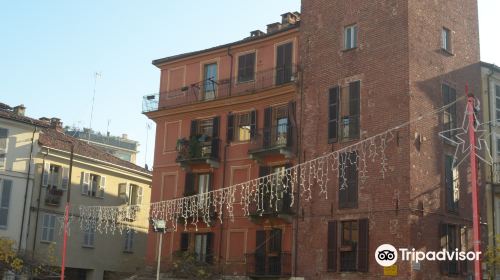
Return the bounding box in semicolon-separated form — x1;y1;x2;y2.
480;61;500;279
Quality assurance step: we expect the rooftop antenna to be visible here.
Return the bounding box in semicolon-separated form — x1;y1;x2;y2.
88;71;102;141
106;119;111;137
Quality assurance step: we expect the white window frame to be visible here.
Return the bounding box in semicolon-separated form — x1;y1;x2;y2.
0;179;12;229
124;230;134;252
344;24;358;50
83;226;96;248
41;214;56;242
441;27;452;52
0;128;8;169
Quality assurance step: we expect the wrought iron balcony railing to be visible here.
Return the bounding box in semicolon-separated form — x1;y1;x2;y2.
45;187;64;206
176;137;220;165
246;252;291;277
142;65;298;113
248;123;295;156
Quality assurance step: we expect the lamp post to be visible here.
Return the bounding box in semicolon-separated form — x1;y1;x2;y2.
152;219;167;280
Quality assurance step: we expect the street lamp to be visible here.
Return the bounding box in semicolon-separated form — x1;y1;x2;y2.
152;219;167;280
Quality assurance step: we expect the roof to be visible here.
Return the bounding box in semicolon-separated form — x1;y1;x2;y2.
0;106;50;128
38;127;151;174
481;61;500;72
152;22;300;66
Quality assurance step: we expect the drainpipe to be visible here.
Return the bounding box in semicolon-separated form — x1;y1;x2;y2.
18;125;37;253
487;65;497;277
227;46;233;97
32;148;49;258
218;141;229;273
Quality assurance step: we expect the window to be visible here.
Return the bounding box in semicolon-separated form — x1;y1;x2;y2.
81;172;105;198
445;155;459;212
203;63;217;100
237;52;256;83
124;231;134;252
41;214;56;242
227;111;256;142
83;226;95;247
0;179;12;228
276;42;293;85
339;152;358;209
263;105;292;148
328;81;360;142
42;163;69;189
180;232;189;251
191;117;220;139
344;25;358;49
495;85;500;123
440;224;467;275
327;219;368;272
442;84;457;139
118;183;143;205
255;229;282;275
184;173;212;197
194;233;213;263
0;128;8;169
442;27;452;53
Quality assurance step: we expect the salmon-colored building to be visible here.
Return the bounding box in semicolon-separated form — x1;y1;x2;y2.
143;12;300;277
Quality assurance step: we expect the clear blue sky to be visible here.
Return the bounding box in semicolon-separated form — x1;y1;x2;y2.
0;1;497;168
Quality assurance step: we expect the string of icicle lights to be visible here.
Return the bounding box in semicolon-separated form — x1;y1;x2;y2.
78;96;465;234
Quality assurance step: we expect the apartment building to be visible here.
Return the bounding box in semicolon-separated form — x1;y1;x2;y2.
481;61;500;279
0;104;44;253
297;0;481;279
143;12;300;277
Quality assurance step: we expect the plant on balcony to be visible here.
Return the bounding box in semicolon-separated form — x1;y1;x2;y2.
168;251;219;280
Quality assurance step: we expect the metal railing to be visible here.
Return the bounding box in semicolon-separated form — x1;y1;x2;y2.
142;65;297;113
248;185;294;216
248;123;294;153
245;252;292;277
45;188;64;206
176;137;220;163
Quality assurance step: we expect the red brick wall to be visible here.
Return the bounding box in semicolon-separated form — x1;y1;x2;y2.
297;0;481;279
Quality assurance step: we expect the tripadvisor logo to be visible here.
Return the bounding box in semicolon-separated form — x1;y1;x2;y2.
375;244;481;267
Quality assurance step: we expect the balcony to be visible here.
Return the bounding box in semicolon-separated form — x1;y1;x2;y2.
176;137;220;168
248;124;295;160
248;184;294;224
246;252;291;278
45;188;64;206
142;65;298;113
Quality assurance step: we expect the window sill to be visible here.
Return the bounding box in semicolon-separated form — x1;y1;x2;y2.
123;250;134;254
40;240;55;244
441;48;455;56
236;79;255;85
342;47;357;52
82;245;95;249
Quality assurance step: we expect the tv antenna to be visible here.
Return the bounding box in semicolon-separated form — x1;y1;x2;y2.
88;71;102;140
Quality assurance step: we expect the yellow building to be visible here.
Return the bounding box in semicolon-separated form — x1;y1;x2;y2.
23;118;152;279
480;61;500;279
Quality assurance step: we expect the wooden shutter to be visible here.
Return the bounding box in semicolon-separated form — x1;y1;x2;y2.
61;167;69;189
137;187;143;205
212;116;220;138
238;55;246;82
349;81;360;139
255;230;267;275
42;162;50;187
190;120;198;137
269;228;282;252
180;233;189;251
327;221;338;271
81;172;90;195
250;110;257;139
328;87;339;143
227;114;234;142
206;232;214;264
358;219;369;272
460;226;467;275
287;102;296;147
0;179;12;227
339;152;358;208
440;222;449;275
263;107;272;147
184;173;196;196
445;155;453;211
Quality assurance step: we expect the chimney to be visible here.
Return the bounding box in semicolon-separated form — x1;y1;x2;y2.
13;104;26;116
250;30;265;38
266;22;282;34
39;117;50;123
122;134;128;139
50;118;63;131
281;12;301;26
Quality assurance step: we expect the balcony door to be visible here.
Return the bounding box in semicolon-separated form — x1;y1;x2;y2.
255;229;282;276
203;63;217;100
276;42;293;85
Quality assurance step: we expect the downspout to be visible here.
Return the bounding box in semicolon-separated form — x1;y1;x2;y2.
227;46;233;97
487;66;497;277
218;141;229;272
18;125;37;253
32;148;49;258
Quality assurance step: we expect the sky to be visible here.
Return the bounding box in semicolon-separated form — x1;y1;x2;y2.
0;0;498;169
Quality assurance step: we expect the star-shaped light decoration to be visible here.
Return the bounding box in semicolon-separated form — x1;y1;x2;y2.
438;100;493;168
